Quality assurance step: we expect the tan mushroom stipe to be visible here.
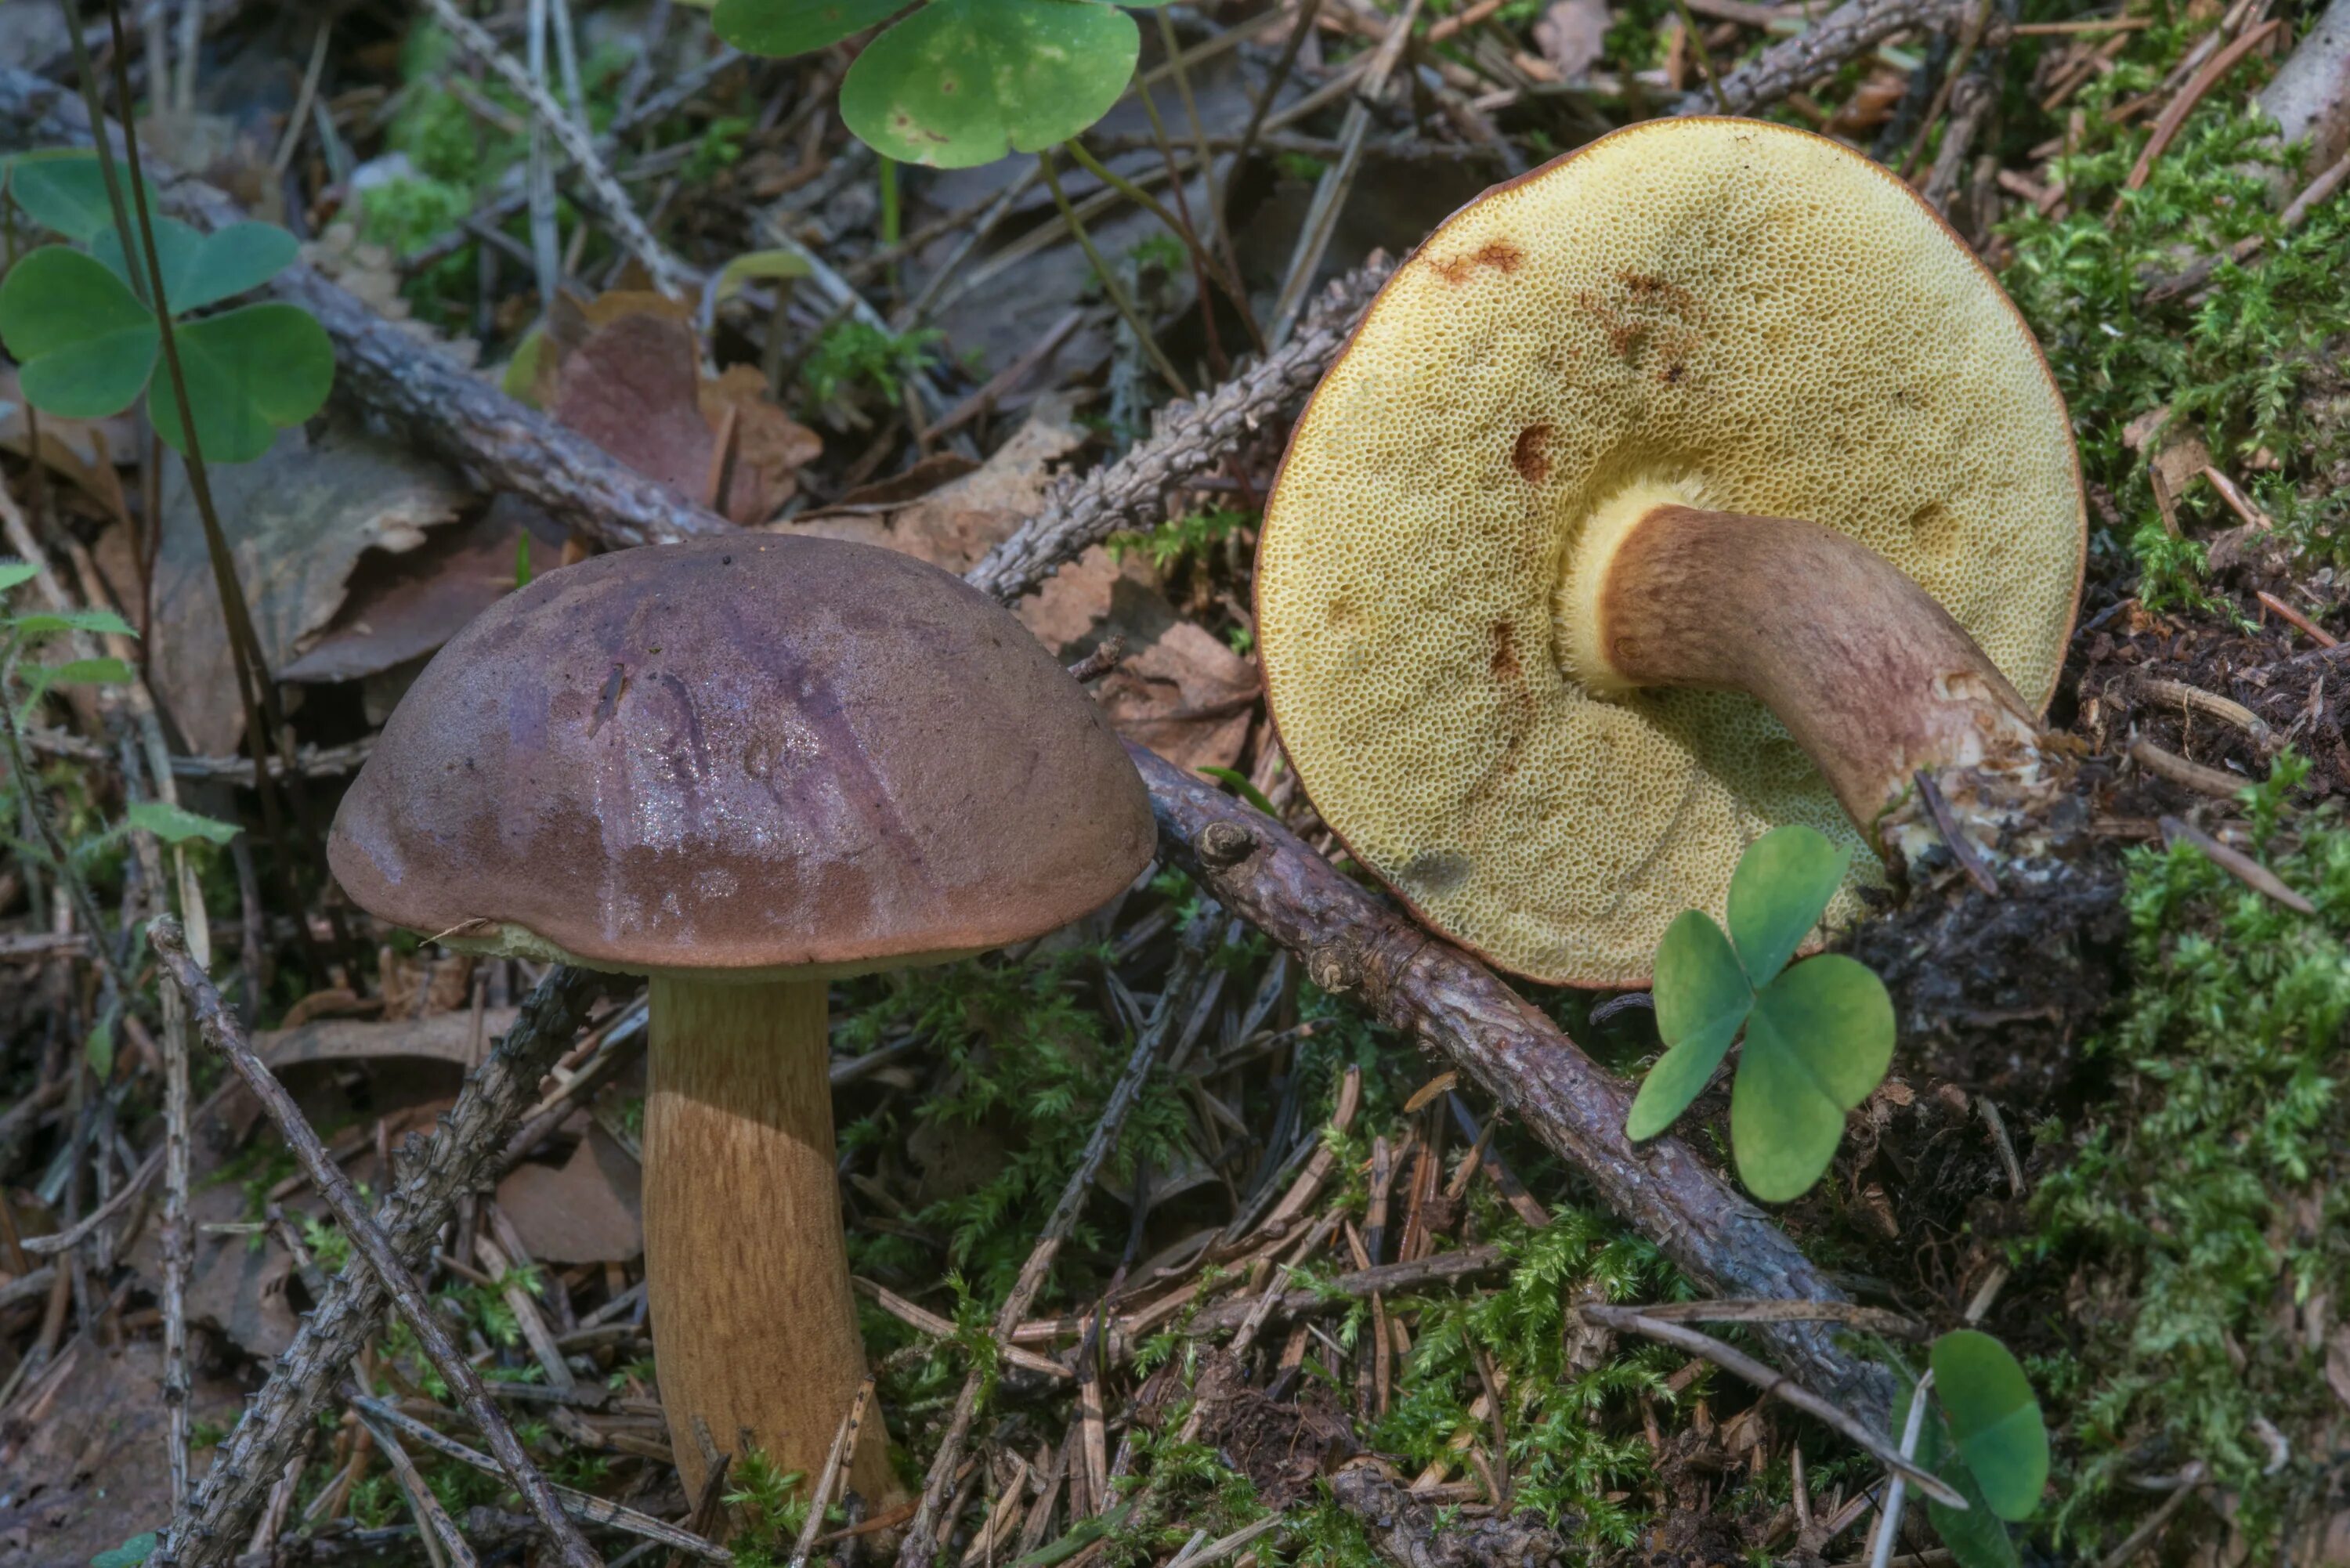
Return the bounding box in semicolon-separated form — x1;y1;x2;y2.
329;536;1155;1502
1257;117;2084;988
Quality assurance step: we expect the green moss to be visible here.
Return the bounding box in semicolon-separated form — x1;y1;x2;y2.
2001;96;2350;610
2025;757;2350;1552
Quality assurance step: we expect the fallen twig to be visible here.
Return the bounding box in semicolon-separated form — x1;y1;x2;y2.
894;920;1211;1568
1681;0;1967;114
1579;1306;1963;1509
153;963;611;1567
149;918;602;1568
1133;746;1896;1423
348;1396;732;1563
2158;815;2316;915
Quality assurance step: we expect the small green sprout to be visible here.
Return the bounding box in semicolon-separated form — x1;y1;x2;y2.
0;151;333;463
714;0;1177;169
1625;824;1894;1202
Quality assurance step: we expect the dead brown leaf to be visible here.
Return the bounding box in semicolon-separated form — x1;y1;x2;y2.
0;369;132;524
542;292;819;525
280;497;568;688
1532;0;1611;80
105;417;475;755
497;1125;643;1265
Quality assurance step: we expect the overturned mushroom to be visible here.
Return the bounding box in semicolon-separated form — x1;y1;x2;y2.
1256;117;2085;987
328;536;1155;1501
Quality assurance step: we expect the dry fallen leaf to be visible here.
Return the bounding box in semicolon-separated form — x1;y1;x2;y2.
1532;0;1611;81
497;1124;643;1265
542;291;820;525
0;369;132;524
108;416;476;755
280;497;568;688
786;392;1089;570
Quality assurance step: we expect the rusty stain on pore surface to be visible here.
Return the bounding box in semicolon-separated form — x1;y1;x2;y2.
1430;240;1524;285
327;535;1155;973
1511;424;1553;484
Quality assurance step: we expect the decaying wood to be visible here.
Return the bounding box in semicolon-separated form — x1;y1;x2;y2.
1130;745;1896;1425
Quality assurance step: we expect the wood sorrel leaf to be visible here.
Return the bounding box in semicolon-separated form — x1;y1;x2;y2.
1730;953;1893;1201
0;245;159;420
714;0;905;56
1932;1330;2048;1522
841;0;1140;168
9;150;150;242
1628;909;1750;1140
147;302;334;463
97;219;298;313
1726;823;1848;987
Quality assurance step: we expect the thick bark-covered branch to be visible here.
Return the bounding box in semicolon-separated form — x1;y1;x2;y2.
1678;0;1966;114
1131;744;1896;1423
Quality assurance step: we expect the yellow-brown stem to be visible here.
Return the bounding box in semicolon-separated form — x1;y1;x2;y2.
645;976;893;1505
1585;504;2047;843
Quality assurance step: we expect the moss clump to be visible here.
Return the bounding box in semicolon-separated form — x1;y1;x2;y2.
2001;98;2350;611
2025;757;2350;1552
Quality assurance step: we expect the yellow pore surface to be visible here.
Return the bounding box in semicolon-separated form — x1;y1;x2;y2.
1256;117;2084;987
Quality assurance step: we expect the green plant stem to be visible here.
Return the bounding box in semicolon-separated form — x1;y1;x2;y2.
1127;70;1231;378
89;0;334;909
1154;7;1264;352
877;154;901;302
1672;0;1731;113
0;646;129;1001
1062;138;1251;349
1039;148;1190;398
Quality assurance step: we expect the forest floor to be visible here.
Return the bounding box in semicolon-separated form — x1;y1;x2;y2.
3;1;2350;1566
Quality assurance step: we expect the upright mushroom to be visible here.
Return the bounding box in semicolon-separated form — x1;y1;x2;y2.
328;535;1155;1500
1256;117;2085;987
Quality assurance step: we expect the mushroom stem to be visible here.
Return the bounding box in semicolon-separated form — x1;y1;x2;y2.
1569;500;2052;853
644;975;894;1505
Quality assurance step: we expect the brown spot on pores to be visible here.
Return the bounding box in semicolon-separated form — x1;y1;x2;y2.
1511;424;1553;484
1430;240;1524;285
1490;621;1521;681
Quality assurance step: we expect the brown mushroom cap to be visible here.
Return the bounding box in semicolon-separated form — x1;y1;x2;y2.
330;534;1155;974
1256;117;2084;988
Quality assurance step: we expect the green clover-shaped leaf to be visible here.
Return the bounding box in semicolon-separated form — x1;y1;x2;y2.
126;800;242;847
1730;953;1893;1201
1627;909;1750;1140
1931;1331;2048;1523
714;0;905;56
841;0;1141;168
0;245;160;419
94;218;297;313
1898;1382;2016;1568
9;150;150;242
147;302;335;463
1726;824;1847;987
91;1530;159;1568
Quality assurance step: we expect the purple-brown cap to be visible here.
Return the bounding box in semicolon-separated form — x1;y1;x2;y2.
328;535;1155;975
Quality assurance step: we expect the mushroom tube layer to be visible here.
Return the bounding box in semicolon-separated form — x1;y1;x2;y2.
1256;117;2085;987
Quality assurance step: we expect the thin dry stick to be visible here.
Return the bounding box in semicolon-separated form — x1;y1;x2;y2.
356;1407;483;1568
1632;1299;1931;1341
2093;1460;2208;1568
149;917;603;1568
2159;814;2316;915
786;1377;875;1568
1267;0;1425;345
895;930;1209;1568
152;963;609;1568
421;0;689;295
1581;1306;1962;1508
1681;0;1967;114
1866;1370;1934;1568
349;1395;734;1563
2121;20;2285;195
